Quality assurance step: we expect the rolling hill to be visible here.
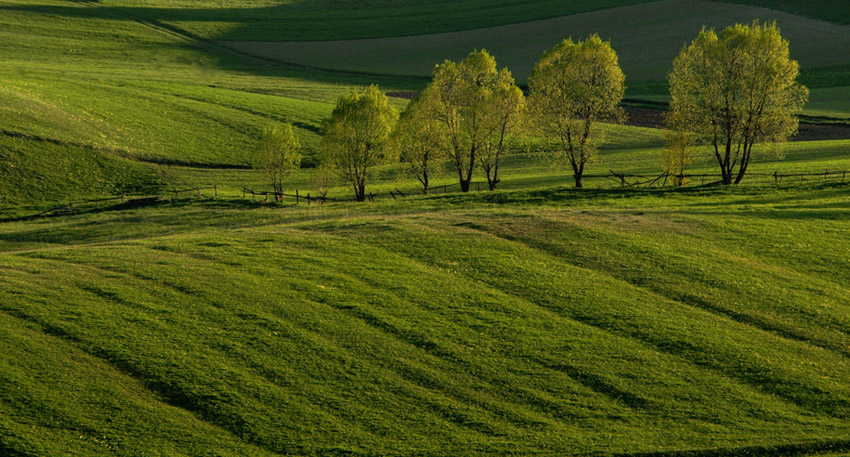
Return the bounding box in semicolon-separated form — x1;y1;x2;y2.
2;0;850;455
3;184;850;456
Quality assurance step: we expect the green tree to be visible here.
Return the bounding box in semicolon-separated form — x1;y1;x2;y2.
252;123;301;201
419;50;525;192
322;86;398;202
661;126;695;187
528;35;625;188
668;22;808;185
478;77;525;190
311;162;334;200
389;96;447;194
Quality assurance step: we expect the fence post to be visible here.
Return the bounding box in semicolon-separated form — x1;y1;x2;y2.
307;193;311;205
825;169;829;181
370;192;375;202
774;171;778;183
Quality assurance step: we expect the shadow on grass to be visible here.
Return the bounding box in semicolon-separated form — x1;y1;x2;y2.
0;2;428;90
616;438;850;457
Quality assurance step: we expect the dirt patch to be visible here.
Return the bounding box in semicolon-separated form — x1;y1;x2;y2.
621;106;850;141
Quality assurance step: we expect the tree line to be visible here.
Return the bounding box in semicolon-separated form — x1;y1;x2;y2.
253;21;808;201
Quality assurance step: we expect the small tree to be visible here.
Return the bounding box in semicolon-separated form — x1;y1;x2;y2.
528;35;625;188
668;22;808;184
662;115;695;186
252;124;301;201
390;96;446;194
478;76;525;190
322;86;398;202
312;163;334;200
419;50;525;192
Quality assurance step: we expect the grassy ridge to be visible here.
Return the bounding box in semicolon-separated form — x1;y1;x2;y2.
0;135;162;205
77;0;850;42
0;0;414;204
3;1;850;454
220;0;850;84
1;183;850;455
2;0;848;207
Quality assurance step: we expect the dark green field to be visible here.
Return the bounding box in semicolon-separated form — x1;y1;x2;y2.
2;0;850;456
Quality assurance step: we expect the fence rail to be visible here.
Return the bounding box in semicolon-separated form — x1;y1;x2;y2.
241;187;338;204
5;168;847;221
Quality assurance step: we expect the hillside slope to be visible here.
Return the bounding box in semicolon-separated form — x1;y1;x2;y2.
80;0;850;42
2;184;850;455
221;0;850;82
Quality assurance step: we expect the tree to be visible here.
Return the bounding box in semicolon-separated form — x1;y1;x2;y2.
311;163;334;200
667;22;808;185
662;115;696;187
322;86;398;202
389;96;447;194
478;78;525;190
528;35;625;188
661;129;694;187
252;123;301;201
419;50;525;192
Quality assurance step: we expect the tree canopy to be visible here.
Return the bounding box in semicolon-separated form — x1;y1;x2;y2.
322;85;398;201
252;123;301;201
667;21;808;184
528;35;625;188
389;96;448;194
419;50;525;192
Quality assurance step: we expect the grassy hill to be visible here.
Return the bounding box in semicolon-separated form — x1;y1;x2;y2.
3;183;850;455
221;0;850;82
0;0;418;203
55;0;850;42
3;0;850;455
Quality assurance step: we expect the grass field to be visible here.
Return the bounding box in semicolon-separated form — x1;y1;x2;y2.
0;0;418;203
221;0;850;84
3;0;850;455
3;183;850;455
33;0;847;42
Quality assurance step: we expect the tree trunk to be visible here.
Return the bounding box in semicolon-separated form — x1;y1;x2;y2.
572;161;585;189
487;166;499;190
460;178;471;192
421;170;429;195
734;149;751;184
355;182;367;202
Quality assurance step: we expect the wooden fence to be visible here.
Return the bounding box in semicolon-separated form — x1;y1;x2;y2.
6;168;847;221
6;186;219;221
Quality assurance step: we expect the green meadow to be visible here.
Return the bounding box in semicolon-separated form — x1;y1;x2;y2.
3;184;850;456
2;0;850;456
